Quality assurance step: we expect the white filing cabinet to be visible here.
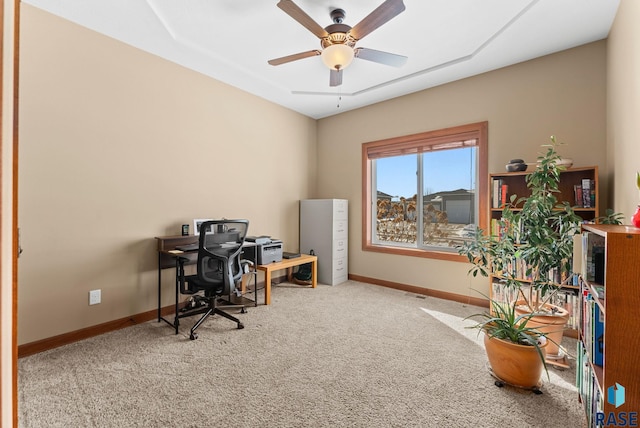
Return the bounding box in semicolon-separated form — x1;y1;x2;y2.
299;199;348;285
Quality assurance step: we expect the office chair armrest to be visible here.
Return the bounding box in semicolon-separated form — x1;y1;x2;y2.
240;259;254;274
177;256;197;295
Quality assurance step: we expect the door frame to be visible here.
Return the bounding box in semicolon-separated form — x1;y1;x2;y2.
1;0;20;426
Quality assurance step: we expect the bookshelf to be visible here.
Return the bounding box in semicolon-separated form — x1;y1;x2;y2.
577;224;640;427
488;166;599;344
490;166;599;224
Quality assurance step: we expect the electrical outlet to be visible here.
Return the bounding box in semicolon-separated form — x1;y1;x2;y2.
89;289;101;305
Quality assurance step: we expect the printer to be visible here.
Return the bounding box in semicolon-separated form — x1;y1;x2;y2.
245;236;283;264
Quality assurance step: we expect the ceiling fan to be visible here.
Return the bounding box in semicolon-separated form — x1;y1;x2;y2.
268;0;407;87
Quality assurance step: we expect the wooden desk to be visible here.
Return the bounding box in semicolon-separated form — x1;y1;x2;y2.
156;235;315;310
255;254;317;305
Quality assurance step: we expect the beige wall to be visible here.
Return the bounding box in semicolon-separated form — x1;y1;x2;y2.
607;0;640;217
317;41;608;299
18;6;317;344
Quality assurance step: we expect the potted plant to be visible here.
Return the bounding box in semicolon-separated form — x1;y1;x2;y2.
459;136;583;361
596;209;624;225
466;296;548;389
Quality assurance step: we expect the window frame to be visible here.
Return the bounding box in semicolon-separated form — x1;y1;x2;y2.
362;121;488;262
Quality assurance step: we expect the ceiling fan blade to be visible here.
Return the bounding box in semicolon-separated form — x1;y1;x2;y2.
355;47;407;67
268;50;321;66
350;0;406;41
277;0;328;39
329;69;343;87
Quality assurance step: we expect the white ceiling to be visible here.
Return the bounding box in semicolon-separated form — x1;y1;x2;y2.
24;0;620;119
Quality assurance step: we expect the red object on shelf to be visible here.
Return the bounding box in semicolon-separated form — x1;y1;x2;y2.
632;205;640;228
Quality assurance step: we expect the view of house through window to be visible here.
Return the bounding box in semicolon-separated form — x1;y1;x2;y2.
363;122;487;259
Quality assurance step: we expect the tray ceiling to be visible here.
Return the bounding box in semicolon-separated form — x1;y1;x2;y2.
23;0;620;119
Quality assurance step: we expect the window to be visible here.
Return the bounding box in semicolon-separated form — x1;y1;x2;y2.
362;122;488;261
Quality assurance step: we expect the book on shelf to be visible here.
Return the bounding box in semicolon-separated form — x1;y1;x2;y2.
491;178;510;209
596;388;604;426
574;184;584;208
593;302;604;366
581;231;605;283
550;287;580;330
577;342;586;406
490;280;580;331
592;285;604;299
546;263;573;285
514;217;524;244
490;280;520;306
572;234;583;279
581;288;591;349
580;286;604;367
581;178;593;208
490;217;511;240
577;341;601;427
490;218;505;238
500;183;508;208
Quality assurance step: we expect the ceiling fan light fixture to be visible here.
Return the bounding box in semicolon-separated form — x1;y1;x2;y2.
321;43;354;70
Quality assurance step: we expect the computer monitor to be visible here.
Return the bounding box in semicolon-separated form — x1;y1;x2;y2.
193;219;213;235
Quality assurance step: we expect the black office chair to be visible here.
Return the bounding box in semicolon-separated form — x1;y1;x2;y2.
177;219;250;340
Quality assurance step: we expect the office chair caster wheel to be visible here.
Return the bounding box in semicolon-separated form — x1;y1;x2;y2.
237;323;244;329
190;333;198;340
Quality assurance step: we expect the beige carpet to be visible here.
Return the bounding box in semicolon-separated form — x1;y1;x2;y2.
18;280;585;427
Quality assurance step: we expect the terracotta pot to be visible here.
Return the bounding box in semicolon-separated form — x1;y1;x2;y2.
515;302;569;357
483;333;547;388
